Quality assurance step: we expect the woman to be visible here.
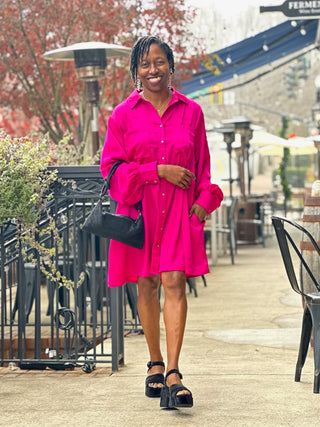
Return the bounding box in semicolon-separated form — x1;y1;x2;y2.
100;36;223;409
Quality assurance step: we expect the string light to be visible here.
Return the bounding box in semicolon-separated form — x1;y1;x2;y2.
300;26;306;36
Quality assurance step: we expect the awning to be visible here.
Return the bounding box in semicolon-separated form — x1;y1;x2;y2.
181;19;319;98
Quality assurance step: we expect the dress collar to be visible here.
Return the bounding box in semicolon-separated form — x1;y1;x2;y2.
126;87;187;110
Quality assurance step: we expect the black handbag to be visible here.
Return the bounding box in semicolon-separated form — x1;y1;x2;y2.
82;161;144;249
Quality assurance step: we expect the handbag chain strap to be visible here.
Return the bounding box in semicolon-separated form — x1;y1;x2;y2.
101;161;142;213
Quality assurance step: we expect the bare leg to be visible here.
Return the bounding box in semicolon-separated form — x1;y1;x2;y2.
138;275;164;384
162;271;189;395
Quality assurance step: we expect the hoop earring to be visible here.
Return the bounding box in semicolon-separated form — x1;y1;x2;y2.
168;70;173;88
136;78;142;91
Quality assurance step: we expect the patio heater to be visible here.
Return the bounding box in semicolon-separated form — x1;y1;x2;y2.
215;126;236;197
43;42;130;157
312;76;320;178
223;117;252;200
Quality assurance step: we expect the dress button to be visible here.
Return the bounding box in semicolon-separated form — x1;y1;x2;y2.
146;180;149;184
161;140;164;143
160;124;162;128
162;193;165;196
162;210;165;214
157;244;160;248
154;179;157;183
161;157;165;160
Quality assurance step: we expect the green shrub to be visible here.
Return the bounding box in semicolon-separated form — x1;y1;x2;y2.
286;166;309;188
272;166;310;189
0;131;84;289
0;132;56;226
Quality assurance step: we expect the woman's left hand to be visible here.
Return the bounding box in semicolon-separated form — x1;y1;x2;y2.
189;204;208;222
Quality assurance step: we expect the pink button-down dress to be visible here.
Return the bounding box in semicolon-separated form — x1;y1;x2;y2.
100;89;223;287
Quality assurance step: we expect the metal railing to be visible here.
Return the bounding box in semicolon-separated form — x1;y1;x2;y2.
0;166;141;371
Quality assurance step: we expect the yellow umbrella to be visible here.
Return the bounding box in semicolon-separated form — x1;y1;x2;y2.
258;143;317;156
250;130;288;147
253;133;317;156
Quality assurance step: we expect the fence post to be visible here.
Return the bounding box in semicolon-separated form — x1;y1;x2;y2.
110;286;124;371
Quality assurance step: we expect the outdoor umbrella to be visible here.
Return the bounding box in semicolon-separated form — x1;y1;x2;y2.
256;136;317;156
250;130;288;147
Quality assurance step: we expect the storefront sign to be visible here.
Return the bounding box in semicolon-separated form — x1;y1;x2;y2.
260;1;320;18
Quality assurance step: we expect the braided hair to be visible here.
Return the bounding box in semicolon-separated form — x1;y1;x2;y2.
130;36;175;85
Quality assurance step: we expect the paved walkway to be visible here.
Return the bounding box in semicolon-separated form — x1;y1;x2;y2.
1;229;319;426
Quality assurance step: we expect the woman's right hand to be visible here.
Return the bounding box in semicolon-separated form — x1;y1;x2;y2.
157;164;195;189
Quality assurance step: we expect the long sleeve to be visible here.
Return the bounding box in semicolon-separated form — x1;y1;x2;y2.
100;109;159;206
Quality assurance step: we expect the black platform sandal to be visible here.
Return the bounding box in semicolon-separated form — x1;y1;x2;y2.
160;369;193;408
145;361;165;398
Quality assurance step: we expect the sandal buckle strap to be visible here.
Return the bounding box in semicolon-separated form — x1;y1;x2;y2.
147;361;165;372
165;369;183;380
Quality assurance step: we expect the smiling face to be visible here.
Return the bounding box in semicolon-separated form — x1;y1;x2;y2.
137;43;171;95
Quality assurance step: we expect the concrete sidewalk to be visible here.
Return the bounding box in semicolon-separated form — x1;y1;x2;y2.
1;233;319;426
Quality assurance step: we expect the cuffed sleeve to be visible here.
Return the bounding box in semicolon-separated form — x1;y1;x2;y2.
139;161;159;185
194;186;224;214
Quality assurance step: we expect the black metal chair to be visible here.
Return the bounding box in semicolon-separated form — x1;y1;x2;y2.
186;275;207;298
272;215;320;393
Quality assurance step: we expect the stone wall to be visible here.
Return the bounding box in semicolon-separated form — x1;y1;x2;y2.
198;50;320;137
